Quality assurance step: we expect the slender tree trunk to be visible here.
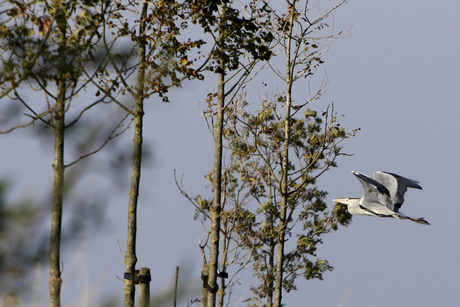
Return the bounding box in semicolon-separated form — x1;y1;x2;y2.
124;3;148;307
274;3;296;307
207;63;225;307
49;2;67;306
49;75;66;307
207;4;230;304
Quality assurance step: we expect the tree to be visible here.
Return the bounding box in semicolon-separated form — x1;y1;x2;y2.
1;1;125;305
225;1;355;306
184;1;273;306
86;1;205;306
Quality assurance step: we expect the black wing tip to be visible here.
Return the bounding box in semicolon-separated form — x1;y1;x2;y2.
351;171;368;182
352;171;374;182
378;171;423;190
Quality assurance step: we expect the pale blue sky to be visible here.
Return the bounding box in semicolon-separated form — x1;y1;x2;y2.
2;1;459;306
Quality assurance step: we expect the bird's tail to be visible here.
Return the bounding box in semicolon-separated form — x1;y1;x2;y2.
395;213;430;225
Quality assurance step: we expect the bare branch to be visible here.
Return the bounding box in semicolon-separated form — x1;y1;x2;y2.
64;111;133;167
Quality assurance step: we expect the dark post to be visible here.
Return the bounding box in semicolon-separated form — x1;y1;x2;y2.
201;264;209;307
173;266;180;307
138;267;151;307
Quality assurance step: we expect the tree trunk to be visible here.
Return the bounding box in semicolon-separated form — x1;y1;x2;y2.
274;3;296;306
207;65;225;307
49;75;65;307
49;2;67;306
124;3;148;307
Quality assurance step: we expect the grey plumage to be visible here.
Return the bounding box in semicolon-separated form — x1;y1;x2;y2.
373;171;422;212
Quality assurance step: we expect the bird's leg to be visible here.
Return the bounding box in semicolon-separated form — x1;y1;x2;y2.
395;212;430;225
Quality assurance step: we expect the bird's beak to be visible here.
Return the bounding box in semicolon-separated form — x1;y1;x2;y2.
332;198;347;205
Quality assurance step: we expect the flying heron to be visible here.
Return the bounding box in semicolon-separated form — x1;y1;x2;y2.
333;171;430;225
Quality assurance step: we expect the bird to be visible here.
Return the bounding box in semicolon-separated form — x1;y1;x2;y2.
333;171;430;225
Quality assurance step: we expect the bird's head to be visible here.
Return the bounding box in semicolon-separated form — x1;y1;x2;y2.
332;197;359;206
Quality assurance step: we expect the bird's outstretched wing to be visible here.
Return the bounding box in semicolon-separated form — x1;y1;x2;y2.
373;171;422;212
352;171;393;210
